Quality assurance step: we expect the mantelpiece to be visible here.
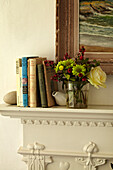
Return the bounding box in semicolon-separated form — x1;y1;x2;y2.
0;104;113;170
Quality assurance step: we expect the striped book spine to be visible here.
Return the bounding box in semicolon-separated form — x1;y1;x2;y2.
22;57;28;107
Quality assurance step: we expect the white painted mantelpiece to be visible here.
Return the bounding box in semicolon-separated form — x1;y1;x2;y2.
0;104;113;170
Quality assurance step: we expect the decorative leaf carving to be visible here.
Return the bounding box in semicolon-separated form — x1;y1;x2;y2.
76;142;106;170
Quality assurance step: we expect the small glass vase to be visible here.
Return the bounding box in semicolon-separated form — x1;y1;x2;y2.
66;81;89;108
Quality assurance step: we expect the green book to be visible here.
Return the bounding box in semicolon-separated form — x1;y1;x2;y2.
38;64;48;108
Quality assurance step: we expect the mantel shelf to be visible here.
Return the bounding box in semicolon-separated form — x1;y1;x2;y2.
0;104;113;121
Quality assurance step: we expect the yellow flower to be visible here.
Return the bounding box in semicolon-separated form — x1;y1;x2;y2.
59;65;64;71
72;65;86;76
88;66;106;89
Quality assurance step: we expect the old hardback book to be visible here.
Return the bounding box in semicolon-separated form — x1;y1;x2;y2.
16;56;39;107
43;61;58;107
19;67;23;106
16;58;22;106
29;59;37;107
22;57;28;107
27;56;39;106
27;56;40;106
27;59;30;106
38;64;48;108
29;57;47;107
21;56;39;106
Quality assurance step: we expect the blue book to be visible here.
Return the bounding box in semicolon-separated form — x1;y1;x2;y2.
22;57;28;107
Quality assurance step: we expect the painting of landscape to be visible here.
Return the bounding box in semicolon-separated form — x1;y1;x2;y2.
79;0;113;52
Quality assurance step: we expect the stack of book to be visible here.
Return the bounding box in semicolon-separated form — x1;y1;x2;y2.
16;56;58;108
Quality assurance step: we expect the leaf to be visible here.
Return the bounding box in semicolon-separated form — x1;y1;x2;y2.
70;78;76;81
96;61;100;66
64;73;70;80
93;59;97;63
85;58;89;62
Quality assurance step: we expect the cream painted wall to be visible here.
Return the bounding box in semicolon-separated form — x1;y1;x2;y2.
88;75;113;106
0;0;56;170
0;0;113;170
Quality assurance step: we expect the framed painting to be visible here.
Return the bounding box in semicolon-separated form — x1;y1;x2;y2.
56;0;113;74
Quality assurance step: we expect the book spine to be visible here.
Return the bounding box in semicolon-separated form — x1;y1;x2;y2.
22;57;28;107
38;64;48;108
29;59;37;107
36;57;47;107
36;65;41;107
27;59;30;106
19;67;23;106
43;61;58;107
16;58;22;106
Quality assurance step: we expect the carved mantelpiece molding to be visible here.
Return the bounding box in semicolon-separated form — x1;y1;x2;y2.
20;142;52;170
18;141;113;170
21;119;113;127
76;142;106;170
1;105;113;170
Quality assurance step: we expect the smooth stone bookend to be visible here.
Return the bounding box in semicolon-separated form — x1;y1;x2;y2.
3;91;17;105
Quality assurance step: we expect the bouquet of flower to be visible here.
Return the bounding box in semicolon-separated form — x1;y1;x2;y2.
51;47;106;90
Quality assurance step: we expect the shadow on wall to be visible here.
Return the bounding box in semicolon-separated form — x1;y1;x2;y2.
88;75;113;106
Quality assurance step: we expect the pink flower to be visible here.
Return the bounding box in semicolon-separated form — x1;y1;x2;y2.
82;46;85;51
67;68;72;73
64;52;71;60
50;61;54;65
82;77;87;81
44;60;47;63
78;73;83;77
65;52;68;56
79;56;83;60
64;56;67;60
45;63;50;66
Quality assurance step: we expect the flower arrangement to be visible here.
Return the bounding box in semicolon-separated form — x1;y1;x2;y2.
51;47;106;108
52;47;106;89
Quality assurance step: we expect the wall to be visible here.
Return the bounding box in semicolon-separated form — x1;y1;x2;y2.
0;0;113;170
88;75;113;106
0;0;55;170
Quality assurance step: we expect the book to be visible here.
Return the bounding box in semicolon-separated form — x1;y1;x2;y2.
29;57;46;107
16;58;22;106
38;64;48;108
19;67;23;106
27;56;40;107
21;56;39;107
27;59;30;106
29;59;37;107
22;57;28;107
43;60;58;107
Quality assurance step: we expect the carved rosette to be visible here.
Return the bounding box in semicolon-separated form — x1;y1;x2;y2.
76;142;106;170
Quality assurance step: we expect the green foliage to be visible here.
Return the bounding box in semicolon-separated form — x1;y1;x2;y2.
51;47;100;86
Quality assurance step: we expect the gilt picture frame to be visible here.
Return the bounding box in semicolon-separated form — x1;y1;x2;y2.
56;0;113;74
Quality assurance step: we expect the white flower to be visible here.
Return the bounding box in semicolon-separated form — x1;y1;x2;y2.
88;66;106;89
